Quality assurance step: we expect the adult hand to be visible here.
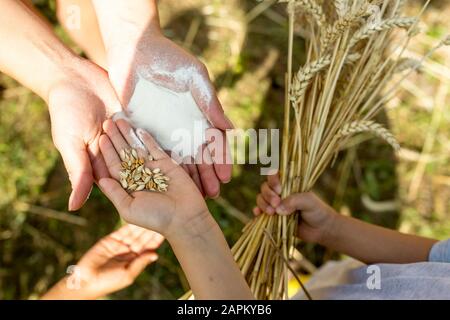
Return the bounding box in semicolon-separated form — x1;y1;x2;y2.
48;59;122;210
107;30;233;198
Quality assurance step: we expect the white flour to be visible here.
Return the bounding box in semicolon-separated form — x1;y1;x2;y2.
115;73;210;158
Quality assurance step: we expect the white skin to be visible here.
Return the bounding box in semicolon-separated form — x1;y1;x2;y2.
97;119;253;300
91;0;233;198
255;173;438;264
1;0;232;212
42;224;164;300
0;0;123;210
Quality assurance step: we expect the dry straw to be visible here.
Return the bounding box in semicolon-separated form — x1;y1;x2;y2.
228;0;449;300
180;0;448;300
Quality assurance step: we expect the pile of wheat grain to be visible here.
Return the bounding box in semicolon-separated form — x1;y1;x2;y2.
229;0;449;300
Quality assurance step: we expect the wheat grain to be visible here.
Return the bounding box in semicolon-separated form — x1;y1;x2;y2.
119;148;169;193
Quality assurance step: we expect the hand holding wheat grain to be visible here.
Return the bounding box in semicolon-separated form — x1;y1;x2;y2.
98;119;213;242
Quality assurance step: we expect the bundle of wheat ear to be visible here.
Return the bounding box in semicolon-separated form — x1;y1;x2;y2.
180;0;449;300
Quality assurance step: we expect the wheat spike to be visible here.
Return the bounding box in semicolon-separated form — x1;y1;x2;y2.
291;0;327;27
395;58;421;73
322;2;370;49
350;17;416;47
334;0;348;17
290;55;331;102
338;120;400;151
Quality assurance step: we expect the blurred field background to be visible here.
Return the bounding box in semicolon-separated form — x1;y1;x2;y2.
0;0;449;299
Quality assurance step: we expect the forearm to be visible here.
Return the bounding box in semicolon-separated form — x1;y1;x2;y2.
0;0;77;100
91;0;160;54
41;276;99;300
169;214;254;300
321;214;437;264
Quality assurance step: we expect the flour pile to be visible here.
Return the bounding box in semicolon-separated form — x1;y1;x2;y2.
115;73;210;158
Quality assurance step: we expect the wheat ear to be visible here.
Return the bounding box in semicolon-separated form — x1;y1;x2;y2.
290;55;331;102
288;0;327;27
338;120;400;150
350;17;416;47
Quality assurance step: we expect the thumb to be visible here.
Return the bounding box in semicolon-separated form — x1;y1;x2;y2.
190;69;233;130
98;178;132;217
127;252;158;278
275;192;315;215
59;141;94;211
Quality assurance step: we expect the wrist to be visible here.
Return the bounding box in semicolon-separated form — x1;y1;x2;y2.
41;274;95;300
92;0;161;60
317;209;343;246
166;210;219;247
43;53;86;102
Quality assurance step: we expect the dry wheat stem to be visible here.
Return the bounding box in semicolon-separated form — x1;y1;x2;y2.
218;0;439;300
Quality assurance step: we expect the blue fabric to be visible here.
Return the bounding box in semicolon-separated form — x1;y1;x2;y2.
296;239;450;300
429;238;450;263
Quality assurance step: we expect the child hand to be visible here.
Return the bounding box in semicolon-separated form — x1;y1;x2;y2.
42;224;163;300
98;119;214;243
253;173;338;244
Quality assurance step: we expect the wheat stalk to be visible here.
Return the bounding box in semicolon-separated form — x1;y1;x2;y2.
181;0;446;301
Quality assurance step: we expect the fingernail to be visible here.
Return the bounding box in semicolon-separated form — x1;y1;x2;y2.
276;205;287;214
275;185;282;195
266;206;274;214
150;255;158;262
271;201;279;208
224;114;234;129
68;191;75;211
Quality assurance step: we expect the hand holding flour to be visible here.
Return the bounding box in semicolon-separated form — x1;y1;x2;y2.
92;0;233;198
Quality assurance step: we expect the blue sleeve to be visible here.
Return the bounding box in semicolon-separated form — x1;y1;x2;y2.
429;239;450;263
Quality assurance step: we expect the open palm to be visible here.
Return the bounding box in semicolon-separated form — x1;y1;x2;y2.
98;119;210;239
80;224;162;295
48;60;122;210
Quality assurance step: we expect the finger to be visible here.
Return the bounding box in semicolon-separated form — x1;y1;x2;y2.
261;182;281;208
98;178;133;218
103;119;130;154
135;127;169;161
196;146;220;198
87;136;110;181
121;224;147;247
136;231;164;252
275;192;316;215
256;194;274;215
99;134;122;180
267;172;282;195
183;162;204;196
115;119;147;156
206;128;232;183
59;139;94;211
127;251;158;278
190;67;233;130
110;224;135;242
253;207;262;216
